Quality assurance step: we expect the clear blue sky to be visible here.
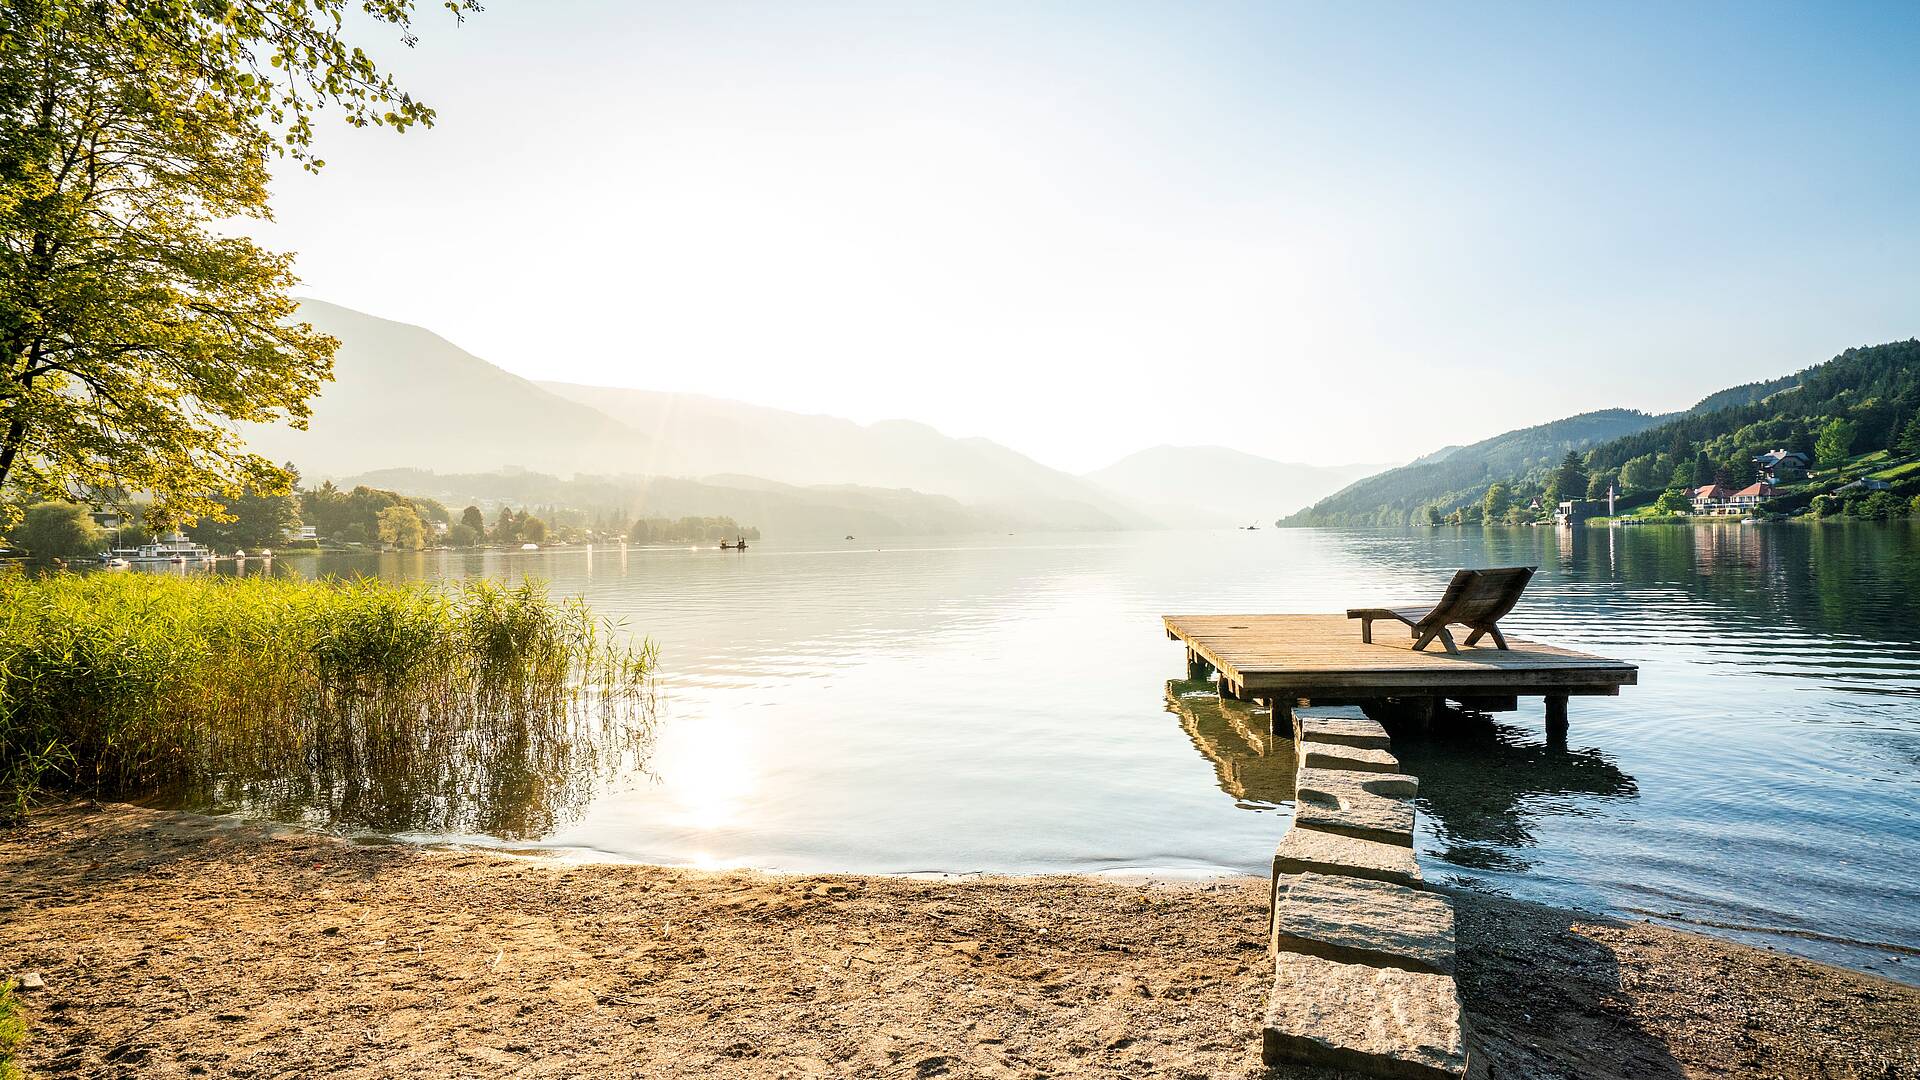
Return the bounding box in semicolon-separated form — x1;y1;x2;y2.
253;1;1920;471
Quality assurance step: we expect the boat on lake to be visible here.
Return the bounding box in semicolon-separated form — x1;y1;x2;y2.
721;537;750;550
102;535;215;564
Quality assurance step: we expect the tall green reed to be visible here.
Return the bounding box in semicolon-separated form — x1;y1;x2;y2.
0;571;656;831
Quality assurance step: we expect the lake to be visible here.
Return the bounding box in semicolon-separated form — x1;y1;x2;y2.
193;523;1920;981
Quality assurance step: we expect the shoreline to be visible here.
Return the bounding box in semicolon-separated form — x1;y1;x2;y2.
4;803;1917;1079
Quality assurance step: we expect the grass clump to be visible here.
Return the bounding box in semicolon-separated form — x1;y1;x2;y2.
0;572;656;832
0;977;22;1080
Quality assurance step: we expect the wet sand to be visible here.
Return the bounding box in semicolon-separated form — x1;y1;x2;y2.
2;803;1915;1079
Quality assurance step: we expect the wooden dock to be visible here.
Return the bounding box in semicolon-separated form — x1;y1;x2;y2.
1165;614;1636;735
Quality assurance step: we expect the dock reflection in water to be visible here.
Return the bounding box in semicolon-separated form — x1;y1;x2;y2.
1165;679;1295;808
1168;675;1639;875
1392;718;1637;873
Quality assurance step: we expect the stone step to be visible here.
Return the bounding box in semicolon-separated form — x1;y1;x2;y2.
1294;767;1418;847
1271;825;1421;888
1294;706;1392;750
1270;872;1455;975
1299;741;1400;774
1263;951;1469;1079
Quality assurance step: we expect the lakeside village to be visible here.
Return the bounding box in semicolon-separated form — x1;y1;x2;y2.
1425;435;1920;530
2;476;760;566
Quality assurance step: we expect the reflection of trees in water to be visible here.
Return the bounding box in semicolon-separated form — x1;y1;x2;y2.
1556;522;1920;641
1164;679;1294;807
1393;717;1637;872
173;700;657;840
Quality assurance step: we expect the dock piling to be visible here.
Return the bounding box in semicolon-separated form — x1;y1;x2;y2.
1544;694;1569;746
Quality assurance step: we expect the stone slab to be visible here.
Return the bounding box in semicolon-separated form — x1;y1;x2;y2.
1300;742;1400;774
1294;706;1392;750
1272;825;1421;888
1294;767;1418;846
1271;872;1455;975
1298;766;1418;800
1263;951;1468;1078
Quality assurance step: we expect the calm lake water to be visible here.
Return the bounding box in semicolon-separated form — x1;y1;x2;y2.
197;524;1920;980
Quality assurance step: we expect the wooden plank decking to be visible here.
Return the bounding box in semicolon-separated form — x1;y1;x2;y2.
1165;614;1636;700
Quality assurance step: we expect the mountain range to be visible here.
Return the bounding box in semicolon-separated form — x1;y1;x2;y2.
1283;339;1920;525
239;300;1383;536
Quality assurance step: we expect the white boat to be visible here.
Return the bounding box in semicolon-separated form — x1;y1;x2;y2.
122;536;215;563
520;542;539;551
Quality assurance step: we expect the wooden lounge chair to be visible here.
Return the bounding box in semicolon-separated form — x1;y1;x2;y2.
1346;566;1537;654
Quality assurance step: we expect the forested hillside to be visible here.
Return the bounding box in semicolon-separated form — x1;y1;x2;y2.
1280;409;1665;525
1281;340;1920;526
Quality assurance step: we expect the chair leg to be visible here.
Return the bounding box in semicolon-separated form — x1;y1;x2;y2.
1488;626;1509;650
1435;627;1459;654
1412;626;1448;652
1360;617;1373;644
1464;628;1486;647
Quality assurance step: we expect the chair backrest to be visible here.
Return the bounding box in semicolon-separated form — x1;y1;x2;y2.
1420;566;1536;630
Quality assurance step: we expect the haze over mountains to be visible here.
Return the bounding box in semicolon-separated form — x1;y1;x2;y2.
242;301;1384;536
1083;447;1392;526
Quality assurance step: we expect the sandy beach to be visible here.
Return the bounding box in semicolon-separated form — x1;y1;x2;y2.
1;803;1915;1079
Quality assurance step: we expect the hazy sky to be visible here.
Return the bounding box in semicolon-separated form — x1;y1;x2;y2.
251;1;1919;473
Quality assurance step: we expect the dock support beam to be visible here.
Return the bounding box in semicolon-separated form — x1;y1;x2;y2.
1544;694;1569;748
1187;650;1215;681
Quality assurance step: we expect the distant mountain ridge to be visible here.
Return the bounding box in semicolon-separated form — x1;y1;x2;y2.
1281;409;1668;525
537;381;1148;530
1283;339;1920;526
1081;446;1392;525
239;300;1147;534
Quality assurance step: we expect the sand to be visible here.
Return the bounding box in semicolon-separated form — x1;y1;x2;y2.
2;803;1915;1079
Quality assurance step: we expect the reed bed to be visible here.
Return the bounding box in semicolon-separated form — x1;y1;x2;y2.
0;571;656;830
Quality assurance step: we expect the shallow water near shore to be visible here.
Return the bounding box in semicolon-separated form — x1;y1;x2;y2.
183;523;1920;980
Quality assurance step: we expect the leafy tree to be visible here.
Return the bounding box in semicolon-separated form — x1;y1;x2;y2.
460;505;486;533
1856;491;1906;520
1586;469;1616;501
446;522;480;547
1691;451;1716;487
16;500;101;557
519;515;548;544
1481;483;1510;522
186;488;300;551
408;496;450;524
1815;417;1858;469
1548;451;1589;504
1896;412;1920;457
0;1;476;529
377;504;425;550
493;506;521;543
1653;489;1690;515
1619;454;1662;493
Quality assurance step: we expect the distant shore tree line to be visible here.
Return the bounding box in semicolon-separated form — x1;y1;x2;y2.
1308;340;1920;527
629;517;759;544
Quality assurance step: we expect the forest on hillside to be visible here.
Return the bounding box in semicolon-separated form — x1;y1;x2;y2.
1282;340;1920;526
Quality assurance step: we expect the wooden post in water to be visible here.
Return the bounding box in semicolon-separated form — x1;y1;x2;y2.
1544;694;1569;747
1265;689;1298;743
1187;649;1216;681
